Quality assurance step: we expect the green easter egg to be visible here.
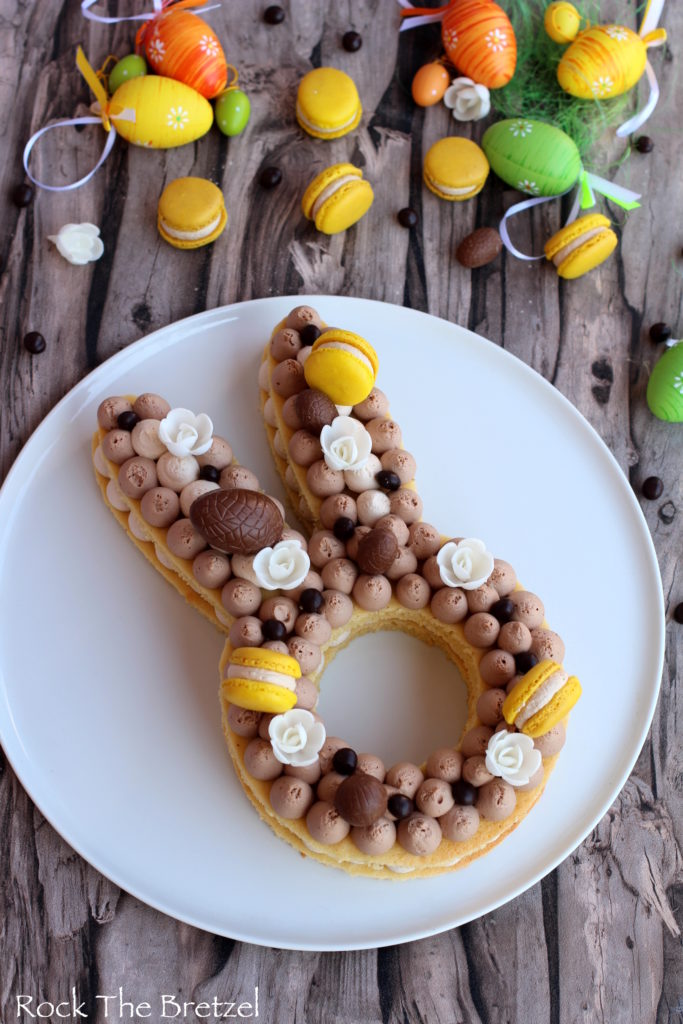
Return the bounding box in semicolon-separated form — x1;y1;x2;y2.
646;342;683;422
108;54;147;97
482;118;581;197
215;89;251;137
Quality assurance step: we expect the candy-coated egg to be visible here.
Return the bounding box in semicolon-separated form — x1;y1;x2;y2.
411;63;450;106
138;8;228;99
544;2;581;44
110;76;213;149
108;54;147;96
441;0;517;89
482;118;581;196
558;25;647;99
646;343;683;422
215;89;251;136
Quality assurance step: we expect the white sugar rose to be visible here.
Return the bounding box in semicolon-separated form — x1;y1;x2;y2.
159;408;213;457
253;538;310;590
320;415;372;472
485;730;542;787
269;708;326;767
443;78;491;121
48;223;104;265
437;537;494;590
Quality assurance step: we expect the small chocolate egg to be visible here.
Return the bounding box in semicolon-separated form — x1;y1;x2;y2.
108;54;147;96
544;2;581;44
411;63;450;107
215;88;251;136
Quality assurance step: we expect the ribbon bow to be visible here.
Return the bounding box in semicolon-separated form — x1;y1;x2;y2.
499;169;641;261
22;48;136;193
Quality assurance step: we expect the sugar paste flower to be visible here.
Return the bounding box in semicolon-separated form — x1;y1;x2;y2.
253;538;310;590
436;538;494;590
485;730;542;787
48;223;104;265
443;78;491;122
269;708;326;767
159;408;213;457
320;415;372;472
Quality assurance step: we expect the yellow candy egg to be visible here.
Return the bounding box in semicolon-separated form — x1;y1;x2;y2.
411;63;450;106
544;2;581;44
557;24;647;99
110;75;213;148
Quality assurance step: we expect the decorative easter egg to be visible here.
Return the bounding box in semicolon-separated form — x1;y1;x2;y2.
110;75;213;149
558;25;647;99
646;343;683;422
544;2;581;44
108;54;147;96
482;118;581;196
137;8;228;99
441;0;517;90
215;89;251;136
411;62;450;106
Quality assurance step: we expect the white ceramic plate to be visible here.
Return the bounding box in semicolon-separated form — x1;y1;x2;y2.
0;296;664;951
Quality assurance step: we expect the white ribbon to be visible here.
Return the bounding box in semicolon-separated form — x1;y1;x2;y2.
396;0;445;32
639;0;666;37
81;0;221;24
22;117;118;192
616;59;660;138
499;171;641;261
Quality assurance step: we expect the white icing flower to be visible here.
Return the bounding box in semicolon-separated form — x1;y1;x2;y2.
48;223;104;265
320;415;372;472
158;408;213;457
485;730;542;787
253;538;310;590
269;708;326;767
436;537;493;590
443;77;491;122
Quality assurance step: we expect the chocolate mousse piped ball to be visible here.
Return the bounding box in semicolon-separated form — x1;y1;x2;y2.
322;589;353;627
479;649;516;687
389;488;423;524
259;596;298;632
270;776;314;820
489;559;517;597
118;456;158;498
510;591;545;629
221;578;261;616
140;486;180;528
461;725;494;758
462;756;494;788
356;752;386;781
98;396;133;431
307;460;345;497
353;387;389;421
295;612;332;646
415;778;455;817
477;779;516;821
345;525;370;561
316;771;346;802
229;615;263;648
375;514;409;546
220;465;260;491
397;813;442;856
321;557;357;594
351;818;397;855
131;419;166;460
425;748;463;783
244;738;283;781
227;704;262;738
271;358;306;398
396;573;431;609
463;612;500;648
102;429;135;465
423;555;446;590
476;688;507;726
440;804;480;842
285;759;322;785
320;493;357;530
466;584;500;614
166;518;207;559
431;587;468;624
294;675;318;711
385;546;418;580
192;549;231;589
180;479;219;517
335;773;388;827
308;530;346;567
385;762;424;798
285;305;323;332
381;449;416;485
287;636;322;674
196;435;234;471
366;417;402;453
318;737;350;775
408;521;441;559
534;723;566;757
356;490;391;526
271;327;302;362
498;620;532;654
133;393;171;421
530;628;565;663
288;430;323;467
306;801;351;845
352;573;392;611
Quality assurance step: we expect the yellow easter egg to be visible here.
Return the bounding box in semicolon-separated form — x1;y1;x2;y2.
110;75;213;148
544;2;581;44
557;24;647;99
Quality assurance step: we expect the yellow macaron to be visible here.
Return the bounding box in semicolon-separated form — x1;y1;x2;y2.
157;176;227;250
303;329;379;406
302;162;374;234
296;67;362;139
423;137;489;201
502;659;582;738
544;213;618;279
222;647;300;714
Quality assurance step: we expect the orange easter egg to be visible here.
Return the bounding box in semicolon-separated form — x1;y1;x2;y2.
557;25;647;99
441;0;517;89
412;62;450;106
138;8;227;100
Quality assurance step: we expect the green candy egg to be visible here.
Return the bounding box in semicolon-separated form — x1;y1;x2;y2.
108;54;147;96
646;342;683;422
482;118;581;197
215;89;251;137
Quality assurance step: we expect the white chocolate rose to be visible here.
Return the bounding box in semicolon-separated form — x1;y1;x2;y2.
48;223;104;265
443;78;491;122
269;708;326;767
320;415;372;472
158;408;213;457
485;730;542;787
253;538;310;590
436;538;493;590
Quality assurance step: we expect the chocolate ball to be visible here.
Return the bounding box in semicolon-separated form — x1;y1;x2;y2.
356;527;399;575
334;773;388;826
295;388;337;433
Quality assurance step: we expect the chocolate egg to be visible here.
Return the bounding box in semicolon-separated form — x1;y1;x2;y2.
189;488;284;554
456;227;502;267
356;528;399;575
295;389;337;433
334;773;388;826
482;118;581;196
441;0;517;89
411;62;450;106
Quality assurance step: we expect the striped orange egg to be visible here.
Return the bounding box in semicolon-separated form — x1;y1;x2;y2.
557;24;647;99
441;0;517;89
137;8;227;99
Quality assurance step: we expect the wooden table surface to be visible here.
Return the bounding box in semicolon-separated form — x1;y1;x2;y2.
1;1;681;1020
